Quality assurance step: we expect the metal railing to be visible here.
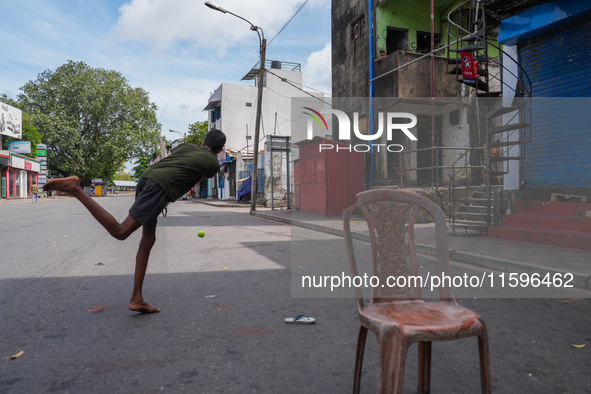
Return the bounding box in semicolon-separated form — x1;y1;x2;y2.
397;146;485;189
445;0;533;232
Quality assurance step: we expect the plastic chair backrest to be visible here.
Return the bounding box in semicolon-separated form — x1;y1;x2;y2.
343;189;455;309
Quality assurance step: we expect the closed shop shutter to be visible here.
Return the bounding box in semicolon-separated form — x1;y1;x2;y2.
519;15;591;189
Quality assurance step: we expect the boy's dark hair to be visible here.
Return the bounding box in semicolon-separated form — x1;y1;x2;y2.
204;129;226;153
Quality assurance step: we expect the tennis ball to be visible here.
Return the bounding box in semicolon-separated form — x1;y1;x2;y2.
198;230;205;238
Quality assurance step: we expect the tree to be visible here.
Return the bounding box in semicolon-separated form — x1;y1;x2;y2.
130;157;150;180
114;170;133;181
18;60;161;183
187;120;208;145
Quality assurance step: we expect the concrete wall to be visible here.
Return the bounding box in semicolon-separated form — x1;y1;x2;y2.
264;149;289;207
373;51;461;97
331;0;369;98
209;84;258;152
209;69;309;153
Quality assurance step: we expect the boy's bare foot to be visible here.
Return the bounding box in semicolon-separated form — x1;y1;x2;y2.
129;300;160;313
43;176;81;194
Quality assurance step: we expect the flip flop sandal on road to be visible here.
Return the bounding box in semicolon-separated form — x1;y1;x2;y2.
285;315;315;324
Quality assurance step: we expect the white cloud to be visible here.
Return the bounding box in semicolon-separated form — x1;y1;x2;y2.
1;0;331;143
302;42;331;95
111;0;315;52
108;0;332;134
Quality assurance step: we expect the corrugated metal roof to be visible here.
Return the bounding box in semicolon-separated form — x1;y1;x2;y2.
113;180;137;187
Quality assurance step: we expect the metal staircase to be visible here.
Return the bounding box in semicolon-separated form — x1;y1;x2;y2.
445;0;532;234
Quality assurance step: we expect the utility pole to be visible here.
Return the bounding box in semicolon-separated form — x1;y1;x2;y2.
251;39;266;211
204;2;266;212
245;123;250;159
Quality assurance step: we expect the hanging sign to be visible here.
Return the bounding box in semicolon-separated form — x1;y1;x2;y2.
460;52;479;84
8;141;31;154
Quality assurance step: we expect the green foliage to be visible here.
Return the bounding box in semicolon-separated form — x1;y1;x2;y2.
130;157;150;179
113;170;133;181
187;120;208;145
18;60;161;183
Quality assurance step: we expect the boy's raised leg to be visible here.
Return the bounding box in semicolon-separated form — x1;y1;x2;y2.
43;176;141;240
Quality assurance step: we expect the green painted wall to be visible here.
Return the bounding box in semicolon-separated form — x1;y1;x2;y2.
375;0;499;59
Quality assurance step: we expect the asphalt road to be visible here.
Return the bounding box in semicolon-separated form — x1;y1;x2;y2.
1;196;590;393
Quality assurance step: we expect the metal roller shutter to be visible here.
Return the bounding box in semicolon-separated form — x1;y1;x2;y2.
519;15;591;189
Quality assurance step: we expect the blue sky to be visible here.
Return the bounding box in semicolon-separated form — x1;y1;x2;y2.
0;0;331;143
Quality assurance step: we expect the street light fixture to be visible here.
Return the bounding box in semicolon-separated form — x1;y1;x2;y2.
205;1;266;212
204;1;227;13
169;129;186;143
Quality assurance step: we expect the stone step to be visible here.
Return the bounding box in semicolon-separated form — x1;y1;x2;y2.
459;204;489;214
488;226;591;251
502;214;591;233
515;201;591;216
454;211;491;222
449;219;488;233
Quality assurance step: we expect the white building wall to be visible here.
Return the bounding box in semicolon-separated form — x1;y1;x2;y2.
205;65;321;204
209;84;258;152
209;69;307;153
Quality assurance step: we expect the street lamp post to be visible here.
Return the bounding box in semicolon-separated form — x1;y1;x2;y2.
205;1;265;212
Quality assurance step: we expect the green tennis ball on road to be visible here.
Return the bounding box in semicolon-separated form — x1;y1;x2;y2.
198;230;205;238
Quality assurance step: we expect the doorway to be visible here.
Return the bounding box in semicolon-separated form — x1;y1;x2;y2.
386;28;409;54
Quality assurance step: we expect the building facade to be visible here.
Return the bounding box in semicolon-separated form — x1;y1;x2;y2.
204;60;323;206
332;0;591;242
0;151;40;199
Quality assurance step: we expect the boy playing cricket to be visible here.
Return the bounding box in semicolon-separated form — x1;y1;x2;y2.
43;129;226;313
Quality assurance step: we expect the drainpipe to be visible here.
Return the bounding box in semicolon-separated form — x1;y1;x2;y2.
369;0;375;187
430;0;436;188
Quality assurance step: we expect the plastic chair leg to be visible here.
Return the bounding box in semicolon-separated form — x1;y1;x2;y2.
417;341;432;393
352;325;368;394
378;335;407;394
478;333;492;394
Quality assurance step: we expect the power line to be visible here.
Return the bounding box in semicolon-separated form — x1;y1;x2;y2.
257;65;332;98
265;69;332;106
267;0;309;48
244;1;333;100
299;81;332;97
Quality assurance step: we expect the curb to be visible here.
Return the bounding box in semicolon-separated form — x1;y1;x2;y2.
0;196;73;204
250;210;292;225
192;199;253;209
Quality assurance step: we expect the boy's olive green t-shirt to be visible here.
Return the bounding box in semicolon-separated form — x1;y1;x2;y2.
141;143;220;202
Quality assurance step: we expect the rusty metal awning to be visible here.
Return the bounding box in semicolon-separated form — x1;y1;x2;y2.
242;59;301;80
203;100;220;111
242;59;261;81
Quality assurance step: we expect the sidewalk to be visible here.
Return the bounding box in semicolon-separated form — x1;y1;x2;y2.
0;195;71;204
195;198;591;290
